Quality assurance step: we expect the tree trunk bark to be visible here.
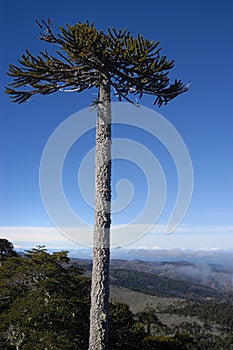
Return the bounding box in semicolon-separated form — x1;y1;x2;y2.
89;78;111;350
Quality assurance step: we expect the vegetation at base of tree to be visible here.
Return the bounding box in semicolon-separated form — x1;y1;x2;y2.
109;302;146;350
0;240;232;349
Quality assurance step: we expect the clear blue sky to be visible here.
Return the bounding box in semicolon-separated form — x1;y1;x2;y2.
1;0;233;250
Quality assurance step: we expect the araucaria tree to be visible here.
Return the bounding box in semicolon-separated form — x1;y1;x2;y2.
6;20;188;350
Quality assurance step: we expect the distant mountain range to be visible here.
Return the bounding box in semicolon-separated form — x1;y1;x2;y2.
15;244;233;261
71;254;233;302
64;247;233;266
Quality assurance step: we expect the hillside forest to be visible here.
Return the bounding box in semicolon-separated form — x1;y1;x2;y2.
0;240;232;349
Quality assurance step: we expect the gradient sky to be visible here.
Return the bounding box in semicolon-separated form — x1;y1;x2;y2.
1;0;233;250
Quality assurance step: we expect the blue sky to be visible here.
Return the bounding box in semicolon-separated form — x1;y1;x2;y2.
1;0;233;251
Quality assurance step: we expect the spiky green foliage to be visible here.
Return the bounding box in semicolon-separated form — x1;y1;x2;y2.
6;20;188;106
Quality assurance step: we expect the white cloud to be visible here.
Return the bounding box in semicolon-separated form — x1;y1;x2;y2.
0;226;68;243
0;224;232;250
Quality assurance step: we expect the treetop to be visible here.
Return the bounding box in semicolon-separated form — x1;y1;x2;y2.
5;19;189;106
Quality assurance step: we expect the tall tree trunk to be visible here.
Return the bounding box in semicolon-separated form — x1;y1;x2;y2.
89;78;111;350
